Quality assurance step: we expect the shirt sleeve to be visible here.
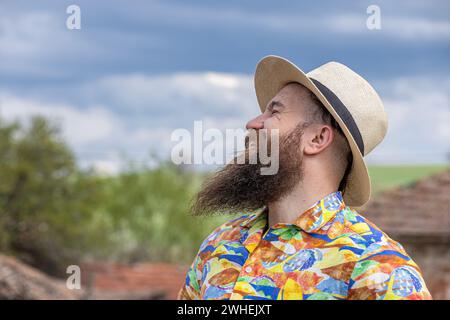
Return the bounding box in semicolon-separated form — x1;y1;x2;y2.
177;251;203;300
177;224;220;300
347;241;432;300
177;216;247;300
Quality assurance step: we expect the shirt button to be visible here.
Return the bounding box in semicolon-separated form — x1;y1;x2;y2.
245;266;252;273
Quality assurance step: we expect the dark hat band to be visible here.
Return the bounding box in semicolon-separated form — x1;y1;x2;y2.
310;78;365;155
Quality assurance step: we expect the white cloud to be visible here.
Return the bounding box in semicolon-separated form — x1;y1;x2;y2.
87;72;255;117
367;76;450;163
0;71;257;172
0;92;153;174
2;70;450;170
0;12;51;57
0;9;107;77
138;1;450;41
332;14;450;40
387;17;450;40
0;94;118;146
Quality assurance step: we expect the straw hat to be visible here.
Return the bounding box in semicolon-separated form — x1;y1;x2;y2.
254;55;388;208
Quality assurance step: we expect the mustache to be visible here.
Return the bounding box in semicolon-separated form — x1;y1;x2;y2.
190;123;305;216
234;128;278;166
243;128;274;149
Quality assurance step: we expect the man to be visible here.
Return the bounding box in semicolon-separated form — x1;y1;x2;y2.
178;55;432;300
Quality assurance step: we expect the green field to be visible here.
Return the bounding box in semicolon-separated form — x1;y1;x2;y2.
368;164;450;195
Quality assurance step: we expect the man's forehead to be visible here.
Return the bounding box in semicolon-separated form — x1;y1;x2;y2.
265;83;311;111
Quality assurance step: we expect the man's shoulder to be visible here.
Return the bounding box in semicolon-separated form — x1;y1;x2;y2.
338;206;410;257
197;212;260;251
215;212;259;232
342;208;431;299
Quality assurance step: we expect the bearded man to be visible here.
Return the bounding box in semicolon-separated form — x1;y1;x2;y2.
178;56;432;300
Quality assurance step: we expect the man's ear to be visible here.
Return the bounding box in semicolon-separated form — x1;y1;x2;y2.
303;124;334;155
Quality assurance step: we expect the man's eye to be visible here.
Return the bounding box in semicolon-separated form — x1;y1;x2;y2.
272;110;279;115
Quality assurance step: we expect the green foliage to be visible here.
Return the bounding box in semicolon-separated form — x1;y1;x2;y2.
0;116;107;276
95;163;230;264
0;115;229;276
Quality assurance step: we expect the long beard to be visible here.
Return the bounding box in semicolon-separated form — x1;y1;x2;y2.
190;123;305;215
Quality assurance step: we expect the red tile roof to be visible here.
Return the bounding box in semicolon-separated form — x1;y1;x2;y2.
81;262;188;300
363;168;450;239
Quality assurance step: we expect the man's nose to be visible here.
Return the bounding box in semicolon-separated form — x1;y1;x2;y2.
245;115;265;130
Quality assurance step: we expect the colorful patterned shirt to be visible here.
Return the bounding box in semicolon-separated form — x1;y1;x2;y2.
178;191;432;300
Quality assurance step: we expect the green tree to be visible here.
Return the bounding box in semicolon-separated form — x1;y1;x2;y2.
0;116;106;276
0;114;231;276
96;161;230;264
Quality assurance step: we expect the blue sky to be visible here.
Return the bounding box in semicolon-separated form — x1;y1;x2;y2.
1;0;449;172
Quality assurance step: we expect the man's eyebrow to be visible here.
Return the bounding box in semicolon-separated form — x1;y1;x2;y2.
267;100;285;111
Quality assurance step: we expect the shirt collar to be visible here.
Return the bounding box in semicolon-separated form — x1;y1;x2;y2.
240;191;346;233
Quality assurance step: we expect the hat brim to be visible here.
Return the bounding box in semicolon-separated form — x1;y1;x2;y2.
254;55;371;208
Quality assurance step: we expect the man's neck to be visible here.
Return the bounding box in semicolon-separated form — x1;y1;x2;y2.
267;173;338;228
